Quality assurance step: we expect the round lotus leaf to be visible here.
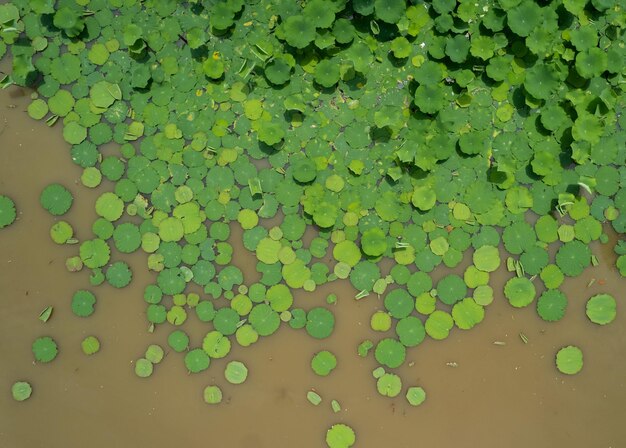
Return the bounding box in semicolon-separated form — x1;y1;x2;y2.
225;360;248;385
326;423;356;448
556;345;583;375
12;381;32;401
425;310;454;340
452;298;485;330
311;350;337;376
504;277;536;308
135;358;153;378
32;336;58;363
203;385;223;404
40;184;73;216
374;338;406;369
585;293;616;325
406;386;426;406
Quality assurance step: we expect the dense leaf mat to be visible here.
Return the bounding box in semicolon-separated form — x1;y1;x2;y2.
2;0;625;445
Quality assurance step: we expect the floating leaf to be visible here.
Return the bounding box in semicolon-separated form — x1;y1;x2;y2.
537;290;568;322
81;336;101;355
504;277;536;308
585;293;616;325
556;345;583;375
12;382;32;402
134;358;153;378
311;350;337;376
203;385;223;404
0;195;17;228
406;386;426;406
225;360;248;385
326;423;356;448
71;290;96;317
306;307;335;339
184;348;211;373
40;184;73;216
374;338;406;369
32;336;58;363
376;372;402;397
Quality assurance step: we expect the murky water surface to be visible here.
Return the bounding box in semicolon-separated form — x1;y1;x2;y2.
0;77;625;448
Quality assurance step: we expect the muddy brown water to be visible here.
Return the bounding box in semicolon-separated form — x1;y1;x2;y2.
0;79;625;448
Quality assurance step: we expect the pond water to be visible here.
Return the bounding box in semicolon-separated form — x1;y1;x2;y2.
1;77;625;448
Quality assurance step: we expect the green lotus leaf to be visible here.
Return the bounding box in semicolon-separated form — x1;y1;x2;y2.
519;246;549;276
412;185;436;211
524;64;560;100
113;222;141;253
585;293;616;325
202;331;231;358
90;80;121;109
502;221;536;255
326;423;356;448
0;195;16;229
473;245;500;272
168;330;190;352
79;239;111;269
575;48;608;79
470;35;495;60
445;35;470;63
458;131;488;156
414;84;445;115
383;289;413;319
209;2;235;30
203;58;225;80
33;336;58;363
203;385;222;405
311;350;337;376
88;43;110;65
425;310;453;340
507;1;541;37
53;6;85;37
556;345;583;375
303;0;335;28
266;284;293;313
374;338;406;368
283;15;316;49
452;298;484;330
504;277;536;308
306;307;335;339
40;184;73;216
361;227;387;257
257;121;285;146
184;348;210;373
81;336;100;355
555;240;591;277
390;36;412;59
347;42;373;73
225;360;248;385
537;289;567;322
50;53;81;84
540;264;564;289
292;156;317;183
95;192;124;222
572;113;604;145
106;261;133;288
71;290;96;317
265;58;292;86
395;316;425;347
12;381;32;402
134;358;153;378
249;303;280;336
375;0;404;23
377;372;402;397
314;59;341;88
